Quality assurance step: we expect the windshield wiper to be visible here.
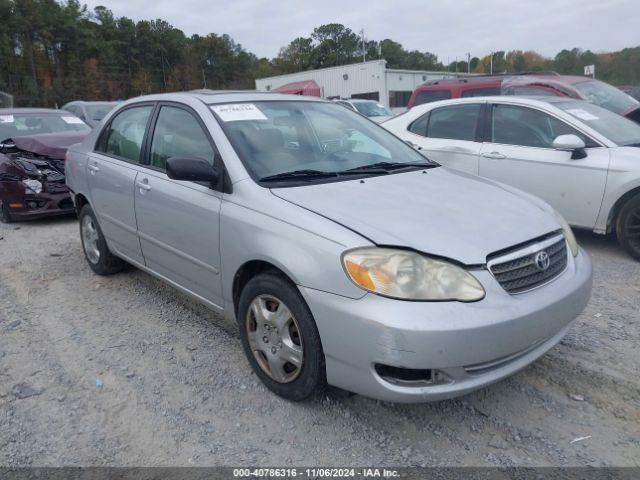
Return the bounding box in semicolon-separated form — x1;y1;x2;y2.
342;161;437;173
259;169;338;182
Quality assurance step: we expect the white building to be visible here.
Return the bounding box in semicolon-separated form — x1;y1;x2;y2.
255;60;471;113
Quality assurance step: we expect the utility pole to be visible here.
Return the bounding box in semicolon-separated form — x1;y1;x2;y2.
467;52;471;74
360;29;366;63
202;67;207;89
490;52;493;75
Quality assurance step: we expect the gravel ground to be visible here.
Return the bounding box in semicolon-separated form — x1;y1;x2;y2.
0;216;638;467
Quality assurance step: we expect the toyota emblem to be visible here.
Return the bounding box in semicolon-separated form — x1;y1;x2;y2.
534;251;551;271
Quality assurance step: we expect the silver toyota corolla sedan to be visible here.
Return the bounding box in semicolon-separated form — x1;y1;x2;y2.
65;91;592;403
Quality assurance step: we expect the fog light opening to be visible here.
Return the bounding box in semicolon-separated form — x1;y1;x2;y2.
374;364;451;387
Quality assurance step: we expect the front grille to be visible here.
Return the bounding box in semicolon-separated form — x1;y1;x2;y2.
488;234;567;294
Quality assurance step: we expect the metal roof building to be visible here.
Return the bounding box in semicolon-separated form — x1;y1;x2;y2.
255;60;471;113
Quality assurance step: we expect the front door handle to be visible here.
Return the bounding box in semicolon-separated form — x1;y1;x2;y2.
136;180;151;192
88;164;100;173
481;151;506;159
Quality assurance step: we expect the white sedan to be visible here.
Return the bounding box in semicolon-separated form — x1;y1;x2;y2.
383;96;640;260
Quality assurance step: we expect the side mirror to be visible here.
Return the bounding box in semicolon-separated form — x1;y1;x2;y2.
552;134;587;159
405;140;422;150
166;157;219;183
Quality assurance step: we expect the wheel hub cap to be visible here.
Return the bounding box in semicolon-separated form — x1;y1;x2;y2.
81;215;101;265
246;294;303;383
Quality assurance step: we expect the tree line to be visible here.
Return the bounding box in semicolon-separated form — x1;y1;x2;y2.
2;0;639;107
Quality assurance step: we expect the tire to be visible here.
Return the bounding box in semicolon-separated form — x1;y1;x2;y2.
79;204;125;275
238;272;326;401
616;194;640;261
0;200;13;223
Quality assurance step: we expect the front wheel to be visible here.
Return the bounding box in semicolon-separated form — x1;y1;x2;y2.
616;194;640;261
238;272;326;401
79;204;125;275
0;200;13;223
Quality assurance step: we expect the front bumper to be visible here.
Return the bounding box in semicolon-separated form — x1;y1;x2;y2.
1;181;74;220
300;247;592;403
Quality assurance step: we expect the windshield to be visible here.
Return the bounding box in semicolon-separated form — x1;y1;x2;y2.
556;101;640;146
353;101;392;117
86;103;116;121
573;79;640;115
211;101;434;183
0;113;90;141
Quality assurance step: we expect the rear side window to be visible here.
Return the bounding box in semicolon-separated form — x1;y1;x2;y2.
149;106;215;170
408;113;430;136
461;87;501;98
414;90;452;106
96;106;153;163
427;104;481;141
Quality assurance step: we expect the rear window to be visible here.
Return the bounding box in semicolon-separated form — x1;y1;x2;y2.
413;90;452;106
0;113;89;141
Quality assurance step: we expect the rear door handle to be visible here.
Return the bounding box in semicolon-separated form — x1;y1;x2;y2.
88;164;100;173
481;152;506;159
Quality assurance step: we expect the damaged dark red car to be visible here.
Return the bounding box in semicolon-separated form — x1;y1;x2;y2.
0;108;90;222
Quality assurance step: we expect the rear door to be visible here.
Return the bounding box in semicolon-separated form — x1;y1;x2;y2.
405;103;484;175
88;104;154;264
479;103;609;228
133;103;224;307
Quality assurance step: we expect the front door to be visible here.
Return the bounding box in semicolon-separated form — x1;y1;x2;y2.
134;104;224;307
479;103;609;229
88;104;154;264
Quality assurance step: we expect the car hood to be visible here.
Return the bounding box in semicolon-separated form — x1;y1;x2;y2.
271;168;560;264
11;132;88;160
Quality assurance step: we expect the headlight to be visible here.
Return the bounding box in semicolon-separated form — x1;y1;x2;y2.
342;248;485;301
22;179;42;194
553;210;578;257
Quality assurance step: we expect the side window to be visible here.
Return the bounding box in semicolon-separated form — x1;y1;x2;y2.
96;106;153;163
414;90;452;106
408;113;430;136
427;104;481;141
149;106;215;170
461;87;501;98
491;104;597;148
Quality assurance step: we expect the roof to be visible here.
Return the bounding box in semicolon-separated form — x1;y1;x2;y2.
127;90;328;105
0;108;68;115
63;101;117;106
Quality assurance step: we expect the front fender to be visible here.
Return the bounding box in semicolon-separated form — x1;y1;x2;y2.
219;181;370;318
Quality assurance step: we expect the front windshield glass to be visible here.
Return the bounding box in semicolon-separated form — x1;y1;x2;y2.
573;79;640;115
0;113;90;141
556;101;640;146
86;103;116;121
211;101;434;183
353;101;392;117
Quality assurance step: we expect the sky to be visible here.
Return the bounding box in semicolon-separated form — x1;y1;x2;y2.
84;0;640;62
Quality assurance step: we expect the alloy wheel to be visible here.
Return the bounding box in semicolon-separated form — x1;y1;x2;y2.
245;294;303;383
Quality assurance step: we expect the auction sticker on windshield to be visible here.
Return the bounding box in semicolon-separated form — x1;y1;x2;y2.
61;116;86;124
0;115;14;123
211;104;267;122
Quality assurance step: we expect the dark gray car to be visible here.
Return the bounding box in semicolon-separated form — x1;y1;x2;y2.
62;101;117;128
